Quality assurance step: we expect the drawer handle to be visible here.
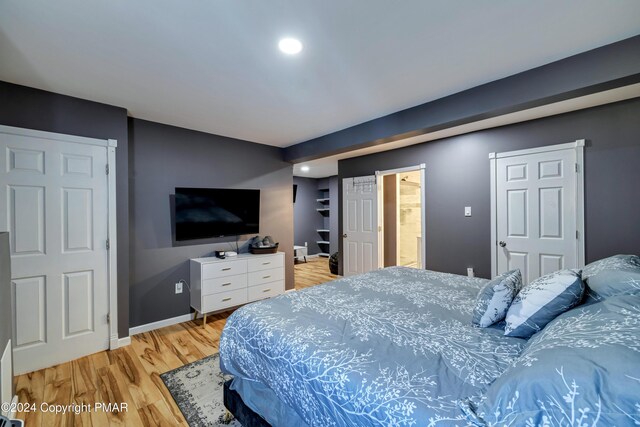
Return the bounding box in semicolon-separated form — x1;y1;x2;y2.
222;282;231;286
263;275;271;279
222;297;232;302
262;262;271;265
222;267;231;271
262;288;272;293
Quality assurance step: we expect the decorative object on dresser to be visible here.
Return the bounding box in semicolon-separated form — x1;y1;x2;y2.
190;252;285;327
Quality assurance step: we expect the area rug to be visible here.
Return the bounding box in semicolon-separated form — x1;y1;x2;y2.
161;353;241;427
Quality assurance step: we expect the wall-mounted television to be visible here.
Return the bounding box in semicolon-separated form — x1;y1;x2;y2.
175;187;260;241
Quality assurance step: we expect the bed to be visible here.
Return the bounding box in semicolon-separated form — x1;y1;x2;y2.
220;262;640;426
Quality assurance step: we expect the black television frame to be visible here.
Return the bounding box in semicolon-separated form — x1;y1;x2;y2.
174;187;260;241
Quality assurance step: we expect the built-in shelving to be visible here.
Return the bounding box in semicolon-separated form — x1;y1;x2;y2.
317;184;332;257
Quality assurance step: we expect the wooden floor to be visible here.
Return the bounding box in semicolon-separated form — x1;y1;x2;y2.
15;257;337;426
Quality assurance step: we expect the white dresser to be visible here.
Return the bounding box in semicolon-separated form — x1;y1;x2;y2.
190;252;285;326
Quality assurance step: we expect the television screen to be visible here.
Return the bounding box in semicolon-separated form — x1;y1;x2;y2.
175;187;260;240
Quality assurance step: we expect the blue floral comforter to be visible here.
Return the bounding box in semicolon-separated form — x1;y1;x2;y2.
220;267;527;426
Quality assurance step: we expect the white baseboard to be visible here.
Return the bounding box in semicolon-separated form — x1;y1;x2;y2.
129;313;193;336
109;334;131;349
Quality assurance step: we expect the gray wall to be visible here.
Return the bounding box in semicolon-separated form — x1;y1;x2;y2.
129;118;294;328
0;233;12;396
293;177;323;255
0;81;130;338
339;98;640;279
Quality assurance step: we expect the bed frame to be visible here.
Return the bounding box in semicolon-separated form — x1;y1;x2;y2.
223;380;272;427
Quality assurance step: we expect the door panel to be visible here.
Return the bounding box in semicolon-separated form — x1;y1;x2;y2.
9;185;46;256
507;190;527;237
63;270;94;337
13;276;47;348
539;187;562;238
496;148;578;284
343;177;378;276
0;130;110;374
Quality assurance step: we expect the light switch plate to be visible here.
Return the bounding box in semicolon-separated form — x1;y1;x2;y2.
467;268;474;277
464;206;472;217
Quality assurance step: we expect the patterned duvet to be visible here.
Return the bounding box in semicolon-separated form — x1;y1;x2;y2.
220;267;527;426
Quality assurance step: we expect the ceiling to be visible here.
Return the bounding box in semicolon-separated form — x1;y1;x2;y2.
1;1;640;149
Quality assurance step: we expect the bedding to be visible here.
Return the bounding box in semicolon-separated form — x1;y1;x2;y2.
463;294;640;426
220;267;527;426
581;254;640;302
472;269;522;328
504;269;584;339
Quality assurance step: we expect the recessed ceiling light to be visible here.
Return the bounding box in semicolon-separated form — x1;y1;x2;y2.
300;165;310;172
279;38;303;55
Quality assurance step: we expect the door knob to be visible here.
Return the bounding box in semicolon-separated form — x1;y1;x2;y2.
342;233;347;238
499;241;507;247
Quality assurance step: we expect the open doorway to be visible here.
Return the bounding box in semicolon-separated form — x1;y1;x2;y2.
377;165;425;269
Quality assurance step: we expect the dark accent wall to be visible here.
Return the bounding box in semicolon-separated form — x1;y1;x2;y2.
285;35;640;163
293;177;323;255
0;81;130;338
129;118;294;328
339;98;640;278
0;233;12;396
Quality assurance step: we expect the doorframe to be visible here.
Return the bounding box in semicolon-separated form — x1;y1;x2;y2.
489;140;585;277
0;125;119;349
375;164;426;269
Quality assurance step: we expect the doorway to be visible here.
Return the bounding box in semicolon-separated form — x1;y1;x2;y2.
0;125;118;375
377;165;426;269
490;140;585;283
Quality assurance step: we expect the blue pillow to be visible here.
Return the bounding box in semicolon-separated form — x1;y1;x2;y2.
472;269;522;328
582;254;640;303
504;269;584;338
461;295;640;426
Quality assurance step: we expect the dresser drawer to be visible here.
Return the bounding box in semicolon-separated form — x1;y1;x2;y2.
202;274;247;295
247;255;283;272
202;260;247;278
202;289;247;312
248;267;284;287
248;281;284;302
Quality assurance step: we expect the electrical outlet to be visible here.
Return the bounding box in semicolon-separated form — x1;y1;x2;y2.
175;281;183;294
467;268;474;278
464;206;472;217
304;241;308;247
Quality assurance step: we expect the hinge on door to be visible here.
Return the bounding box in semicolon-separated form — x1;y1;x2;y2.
576;230;579;240
575;163;579;173
106;239;110;250
106;164;110;175
106;313;110;324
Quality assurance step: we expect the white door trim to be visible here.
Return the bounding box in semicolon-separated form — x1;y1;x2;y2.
489;139;585;277
0;124;120;348
375;163;426;269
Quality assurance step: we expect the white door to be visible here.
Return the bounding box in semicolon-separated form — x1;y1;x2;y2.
343;176;378;276
493;142;584;284
0;129;111;374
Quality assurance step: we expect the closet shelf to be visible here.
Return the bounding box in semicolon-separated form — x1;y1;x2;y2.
316;240;330;245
